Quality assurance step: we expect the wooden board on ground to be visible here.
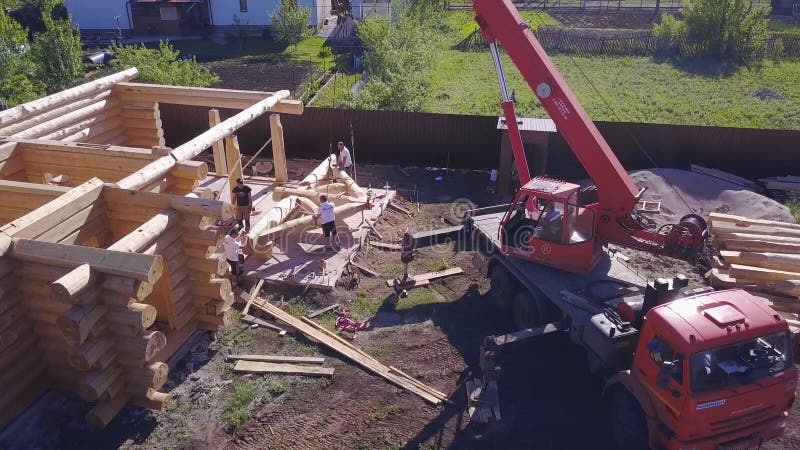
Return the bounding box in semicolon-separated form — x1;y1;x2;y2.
233;360;334;377
241;314;288;335
385;267;463;287
370;241;402;251
306;303;340;319
227;354;325;364
247;300;446;404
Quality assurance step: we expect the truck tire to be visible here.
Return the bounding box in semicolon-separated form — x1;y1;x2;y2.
610;388;649;450
490;265;517;311
512;291;540;330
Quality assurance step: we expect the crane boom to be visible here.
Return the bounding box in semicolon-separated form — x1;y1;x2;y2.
474;0;639;215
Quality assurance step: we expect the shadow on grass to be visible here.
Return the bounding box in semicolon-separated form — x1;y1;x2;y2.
653;55;743;78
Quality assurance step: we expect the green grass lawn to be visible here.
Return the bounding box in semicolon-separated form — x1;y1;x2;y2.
165;36;330;64
422;10;800;129
312;72;361;107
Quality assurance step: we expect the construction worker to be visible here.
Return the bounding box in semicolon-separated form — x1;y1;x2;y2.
232;178;253;232
223;227;246;279
337;141;352;177
314;195;340;250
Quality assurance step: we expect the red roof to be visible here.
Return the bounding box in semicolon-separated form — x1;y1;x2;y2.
648;289;788;353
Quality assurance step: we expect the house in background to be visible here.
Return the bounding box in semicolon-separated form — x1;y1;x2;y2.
64;0;331;35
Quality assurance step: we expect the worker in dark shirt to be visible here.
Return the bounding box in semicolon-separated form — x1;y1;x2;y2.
232;178;253;232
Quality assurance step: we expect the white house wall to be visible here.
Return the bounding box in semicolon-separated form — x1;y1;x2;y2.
210;0;329;27
65;0;130;30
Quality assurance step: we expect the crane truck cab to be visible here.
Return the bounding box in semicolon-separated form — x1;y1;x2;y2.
607;288;797;450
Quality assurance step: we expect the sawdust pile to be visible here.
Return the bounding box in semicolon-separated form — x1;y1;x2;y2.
630;169;794;225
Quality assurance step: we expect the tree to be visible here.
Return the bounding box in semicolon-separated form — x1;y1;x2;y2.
270;1;313;50
29;3;83;93
0;7;42;105
110;41;220;87
353;6;435;111
681;0;771;62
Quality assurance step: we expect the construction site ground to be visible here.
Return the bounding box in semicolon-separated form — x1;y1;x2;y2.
2;164;799;450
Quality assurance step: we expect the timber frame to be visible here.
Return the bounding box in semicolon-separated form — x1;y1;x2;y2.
0;69;303;430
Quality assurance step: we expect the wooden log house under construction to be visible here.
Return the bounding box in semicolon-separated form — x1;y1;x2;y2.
0;68;388;430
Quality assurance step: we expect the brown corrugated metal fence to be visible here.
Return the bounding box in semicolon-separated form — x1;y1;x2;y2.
160;105;800;180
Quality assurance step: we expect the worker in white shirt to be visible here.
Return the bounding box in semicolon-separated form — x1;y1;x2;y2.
314;195;340;250
337;141;352;176
223;227;246;278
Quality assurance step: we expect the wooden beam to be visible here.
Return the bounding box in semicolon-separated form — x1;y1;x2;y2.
102;186;234;219
170;160;208;180
0;179;71;195
208;109;227;175
226;354;325;364
0;178;104;244
729;264;800;282
709;212;800;231
270;114;288;183
0;68;137;129
720;251;800;273
10;238;164;282
107;209;180;255
113;82;303;115
224;135;243;202
233;360;334;377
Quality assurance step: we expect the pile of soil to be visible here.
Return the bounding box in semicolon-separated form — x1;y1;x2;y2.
630;168;794;225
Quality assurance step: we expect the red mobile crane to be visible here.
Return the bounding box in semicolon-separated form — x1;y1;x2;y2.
474;0;706;275
399;1;798;449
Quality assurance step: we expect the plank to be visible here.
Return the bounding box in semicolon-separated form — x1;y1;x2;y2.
227;354;325;364
385;267;463;287
708;212;800;231
690;164;757;189
248;300;445;404
350;261;380;278
729;264;800;282
720;250;800;272
720;239;800;254
241;314;288;335
370;241;402;251
0;179;71;195
241;279;265;316
306;303;341;319
233;360;334;377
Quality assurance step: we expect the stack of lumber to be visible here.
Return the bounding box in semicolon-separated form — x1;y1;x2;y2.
0;69;138;146
759;176;800;200
248;298;448;405
0;180;237;430
119;101;165;149
707;213;800;302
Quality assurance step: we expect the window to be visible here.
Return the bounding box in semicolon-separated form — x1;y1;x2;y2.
648;336;683;385
690;331;792;393
239;0;248;12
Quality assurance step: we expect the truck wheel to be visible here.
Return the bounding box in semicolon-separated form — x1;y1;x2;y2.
512;291;540;330
490;266;517;311
610;388;649;450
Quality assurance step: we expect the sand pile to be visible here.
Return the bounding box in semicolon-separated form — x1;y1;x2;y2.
628;169;794;225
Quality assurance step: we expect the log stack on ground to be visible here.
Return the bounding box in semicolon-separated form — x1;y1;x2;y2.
707;213;800;311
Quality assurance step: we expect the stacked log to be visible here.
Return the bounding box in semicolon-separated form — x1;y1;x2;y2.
0;141;26;181
0;69;138;144
119;101;165;149
707;213;800;303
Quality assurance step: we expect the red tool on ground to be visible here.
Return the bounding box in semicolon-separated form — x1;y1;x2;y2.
334;306;372;334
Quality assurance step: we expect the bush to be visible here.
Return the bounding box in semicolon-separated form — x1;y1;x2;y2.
653;14;687;54
681;0;771;62
270;1;313;50
111;41;219;87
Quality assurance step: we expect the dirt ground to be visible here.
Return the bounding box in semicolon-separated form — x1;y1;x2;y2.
2;165;799;450
203;58;316;94
549;10;674;30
